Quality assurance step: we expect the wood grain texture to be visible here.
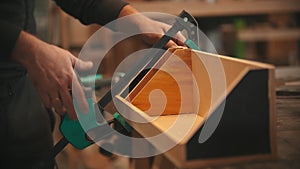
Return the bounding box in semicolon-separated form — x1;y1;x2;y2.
129;49;194;116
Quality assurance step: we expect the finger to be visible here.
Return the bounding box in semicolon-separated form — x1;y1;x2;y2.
174;32;186;46
59;87;77;120
72;56;93;71
50;92;65;115
72;71;89;115
37;87;51;108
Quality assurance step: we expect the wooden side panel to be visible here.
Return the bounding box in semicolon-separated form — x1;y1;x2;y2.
191;53;212;118
191;51;250;118
129;49;194;116
220;59;251;92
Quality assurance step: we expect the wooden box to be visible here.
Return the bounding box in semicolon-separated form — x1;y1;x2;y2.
114;48;276;168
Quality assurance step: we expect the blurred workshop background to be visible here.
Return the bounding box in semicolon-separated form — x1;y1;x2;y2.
34;0;300;169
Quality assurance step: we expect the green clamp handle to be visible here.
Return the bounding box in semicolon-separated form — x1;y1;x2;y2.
59;97;97;149
185;39;200;50
59;97;132;149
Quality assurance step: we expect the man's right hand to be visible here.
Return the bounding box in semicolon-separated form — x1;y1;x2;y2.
11;31;93;120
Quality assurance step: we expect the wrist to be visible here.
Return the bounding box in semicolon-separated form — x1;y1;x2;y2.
116;5;152;33
118;5;139;18
11;31;43;68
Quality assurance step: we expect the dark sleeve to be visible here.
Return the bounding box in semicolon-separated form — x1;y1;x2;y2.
54;0;129;26
0;20;21;58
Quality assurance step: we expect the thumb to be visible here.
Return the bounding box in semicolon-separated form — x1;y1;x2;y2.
72;56;93;71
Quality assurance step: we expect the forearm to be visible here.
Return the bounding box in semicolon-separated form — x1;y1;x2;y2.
54;0;128;25
10;31;45;68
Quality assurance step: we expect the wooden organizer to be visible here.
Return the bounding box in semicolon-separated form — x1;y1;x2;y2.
114;48;276;168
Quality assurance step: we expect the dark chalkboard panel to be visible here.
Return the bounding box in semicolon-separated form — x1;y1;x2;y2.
187;69;271;160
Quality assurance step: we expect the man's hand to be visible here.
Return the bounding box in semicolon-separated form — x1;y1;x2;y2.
136;19;186;48
117;5;186;48
11;31;93;120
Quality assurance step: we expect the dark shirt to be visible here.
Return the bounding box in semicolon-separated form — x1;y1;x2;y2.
0;0;128;59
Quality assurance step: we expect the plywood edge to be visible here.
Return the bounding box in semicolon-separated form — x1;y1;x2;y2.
185;153;274;168
225;66;250;99
190;49;250;118
115;95;146;117
268;68;277;159
191;49;275;70
159;114;205;145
